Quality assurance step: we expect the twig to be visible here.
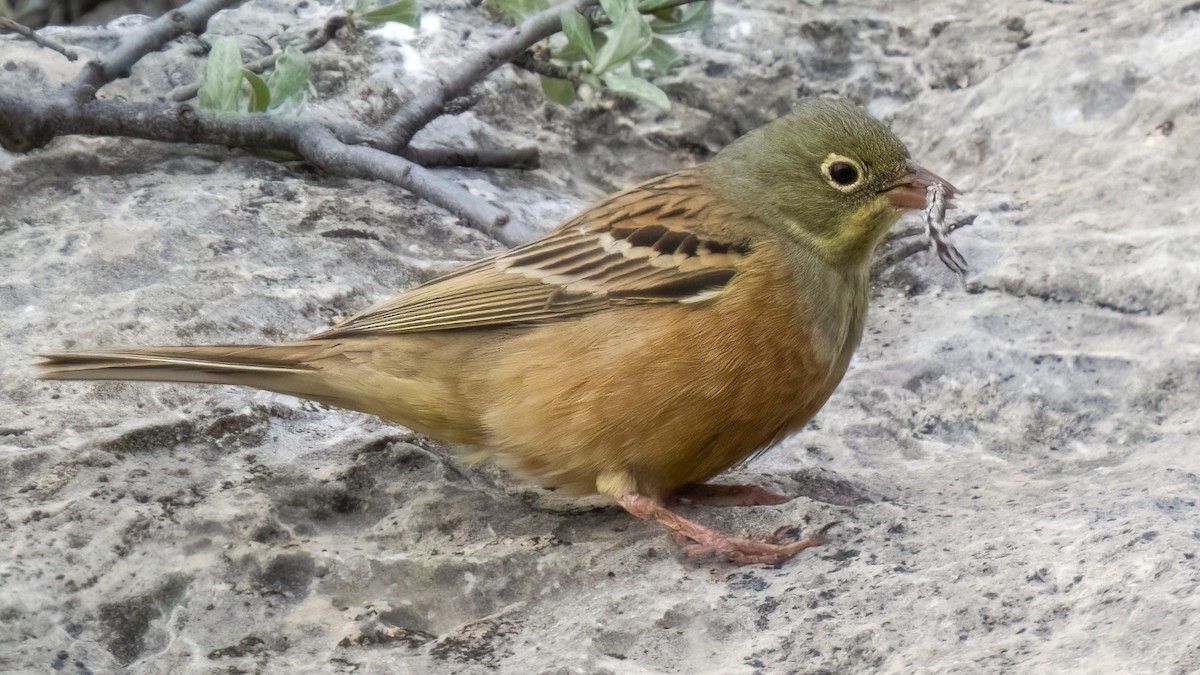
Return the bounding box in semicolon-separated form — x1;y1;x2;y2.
0;17;78;61
0;94;513;243
375;0;600;150
511;49;574;81
402;145;540;169
70;0;241;97
169;13;350;102
295;125;514;244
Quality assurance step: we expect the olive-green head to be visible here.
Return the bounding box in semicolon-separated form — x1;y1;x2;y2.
709;98;956;266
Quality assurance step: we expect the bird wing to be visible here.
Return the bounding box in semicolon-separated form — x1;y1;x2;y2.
313;171;752;338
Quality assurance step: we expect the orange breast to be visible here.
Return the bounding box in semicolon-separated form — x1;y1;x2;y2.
469;241;860;498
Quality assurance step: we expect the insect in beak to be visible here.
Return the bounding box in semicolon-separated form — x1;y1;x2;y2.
886;160;959;211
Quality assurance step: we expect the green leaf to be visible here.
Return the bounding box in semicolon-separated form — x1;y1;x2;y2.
636;0;681;9
560;8;595;63
649;0;712;34
540;76;576;105
554;29;606;63
342;0;372;13
361;0;420;27
636;36;679;76
592;0;651;74
602;70;669;109
267;48;311;117
242;69;270;112
485;0;548;21
198;37;243;113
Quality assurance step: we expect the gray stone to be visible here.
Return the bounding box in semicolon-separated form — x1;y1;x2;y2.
2;0;1198;672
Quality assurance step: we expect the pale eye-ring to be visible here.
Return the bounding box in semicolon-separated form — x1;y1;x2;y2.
821;154;865;191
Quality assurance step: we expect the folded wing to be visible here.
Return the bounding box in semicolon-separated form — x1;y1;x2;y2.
314;170;753;338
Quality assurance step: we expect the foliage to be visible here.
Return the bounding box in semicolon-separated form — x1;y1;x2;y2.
491;0;713;110
344;0;422;28
197;38;312;117
197;0;709;114
197;1;422;115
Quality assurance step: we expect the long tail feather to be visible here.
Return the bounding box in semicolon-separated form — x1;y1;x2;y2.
37;340;476;442
37;343;327;389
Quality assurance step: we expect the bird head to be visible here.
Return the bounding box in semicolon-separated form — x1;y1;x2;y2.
709;98;957;267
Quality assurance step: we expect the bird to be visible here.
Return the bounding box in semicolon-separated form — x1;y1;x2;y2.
39;98;958;565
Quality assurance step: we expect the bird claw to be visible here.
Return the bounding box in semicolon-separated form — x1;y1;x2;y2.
766;520;840;545
767;525;802;545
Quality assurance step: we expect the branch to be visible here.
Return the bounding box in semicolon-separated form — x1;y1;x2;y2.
169;13;350;103
0;17;79;62
402;145;539;169
70;0;240;97
374;0;599;150
511;49;574;81
295;126;514;244
0;94;514;243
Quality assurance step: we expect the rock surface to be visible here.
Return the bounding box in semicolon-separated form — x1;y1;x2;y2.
2;0;1199;672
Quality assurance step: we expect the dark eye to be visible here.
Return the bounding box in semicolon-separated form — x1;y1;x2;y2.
828;162;859;186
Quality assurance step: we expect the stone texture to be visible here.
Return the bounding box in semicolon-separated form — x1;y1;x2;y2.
2;0;1198;672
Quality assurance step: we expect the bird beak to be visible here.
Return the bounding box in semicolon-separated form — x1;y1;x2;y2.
885;160;960;211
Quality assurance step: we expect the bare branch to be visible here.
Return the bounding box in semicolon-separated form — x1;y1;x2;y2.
0;94;513;243
375;0;599;151
0;17;79;62
70;0;241;97
402;145;540;169
169;13;350;103
295;125;514;244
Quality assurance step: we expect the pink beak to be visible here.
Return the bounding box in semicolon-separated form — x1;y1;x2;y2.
886;160;959;210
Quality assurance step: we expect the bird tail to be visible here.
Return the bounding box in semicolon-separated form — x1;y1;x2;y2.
37;343;334;394
38;339;482;443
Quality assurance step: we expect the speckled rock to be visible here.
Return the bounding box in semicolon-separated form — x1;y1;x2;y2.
2;0;1199;673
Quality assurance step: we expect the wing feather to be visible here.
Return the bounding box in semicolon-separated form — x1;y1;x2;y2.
314;170;753;338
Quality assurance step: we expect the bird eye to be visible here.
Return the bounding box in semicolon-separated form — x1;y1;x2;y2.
828;162;859;186
821;154;865;192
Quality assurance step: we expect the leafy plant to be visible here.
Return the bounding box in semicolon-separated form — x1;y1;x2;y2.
486;0;549;22
197;37;243;113
344;0;422;28
197;38;312;117
197;1;421;115
492;0;713;110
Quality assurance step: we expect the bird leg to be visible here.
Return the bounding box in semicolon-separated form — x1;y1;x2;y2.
668;482;791;507
617;493;834;566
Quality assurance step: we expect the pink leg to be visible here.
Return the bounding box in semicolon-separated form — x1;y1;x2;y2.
669;483;791;507
617;493;836;566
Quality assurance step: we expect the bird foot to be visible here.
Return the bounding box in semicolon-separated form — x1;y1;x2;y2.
668;482;791;507
618;493;835;566
681;521;839;565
